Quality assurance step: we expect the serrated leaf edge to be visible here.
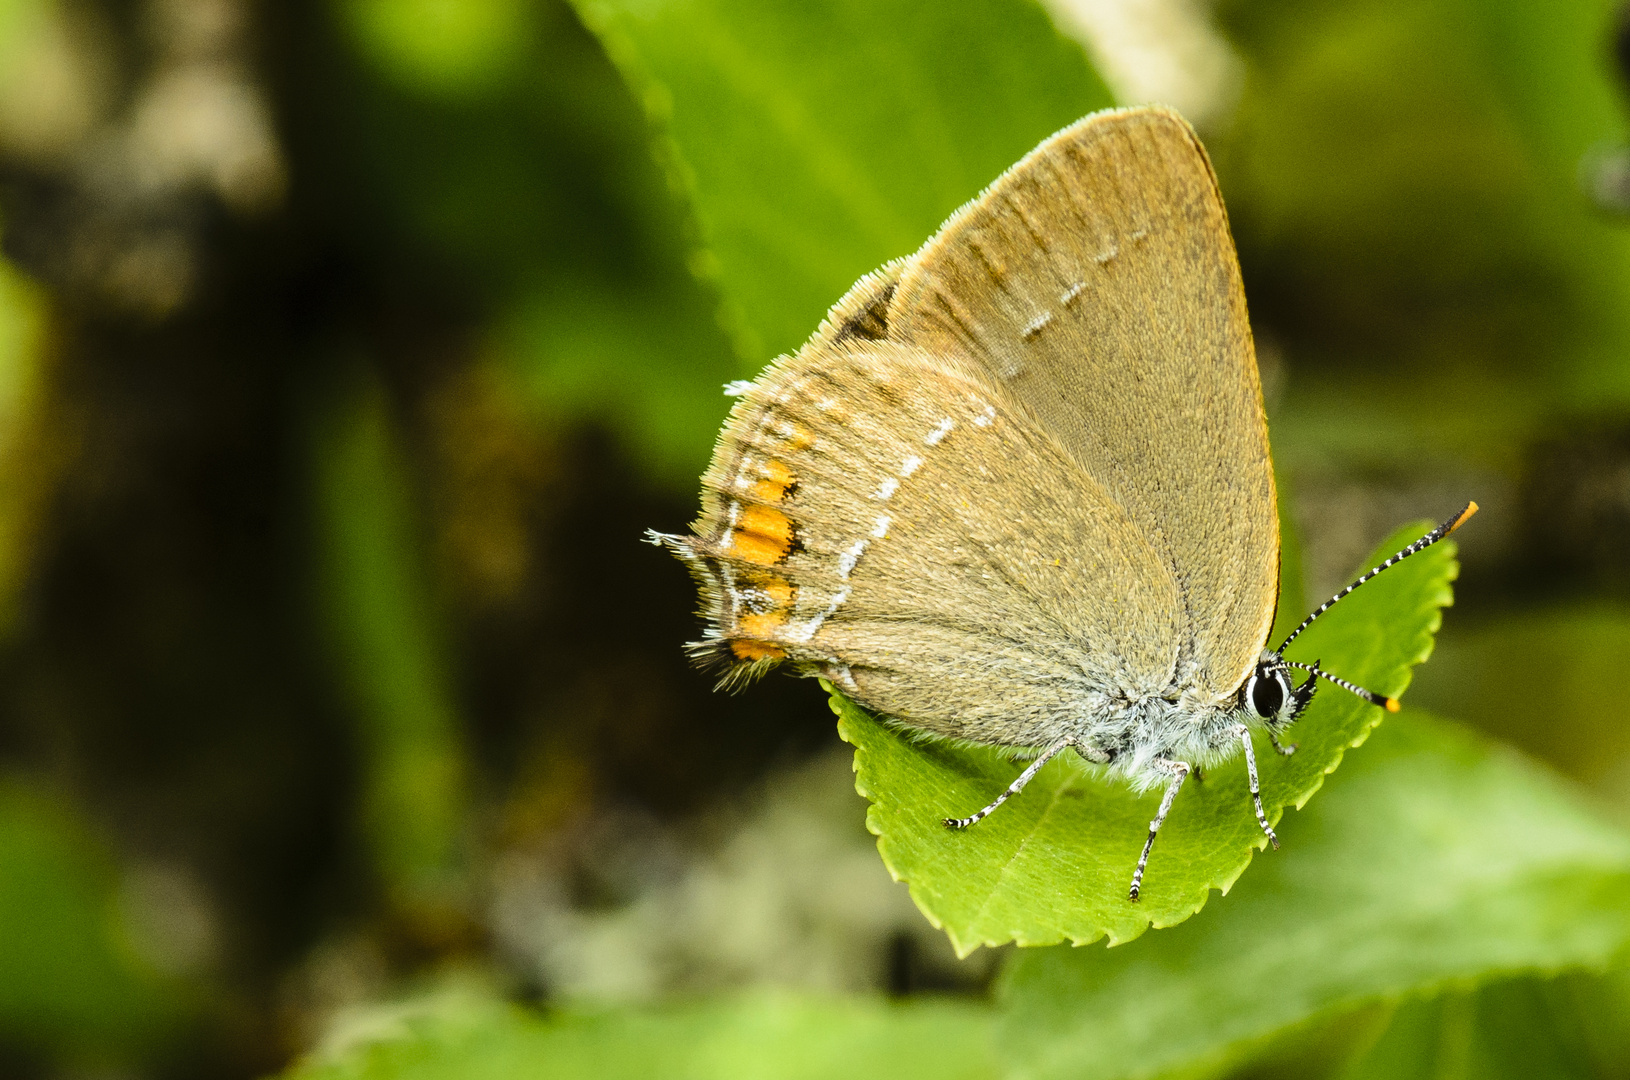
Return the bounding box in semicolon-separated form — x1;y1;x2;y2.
831;528;1457;954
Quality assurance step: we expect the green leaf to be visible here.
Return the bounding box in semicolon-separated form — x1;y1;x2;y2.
995;712;1630;1080
1407;603;1630;793
0;249;57;636
835;523;1457;954
342;0;530;98
284;989;998;1080
1216;0;1630;474
314;371;470;920
570;0;1115;368
0;783;192;1065
1335;979;1601;1080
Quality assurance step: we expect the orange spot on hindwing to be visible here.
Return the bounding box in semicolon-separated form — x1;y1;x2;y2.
748;458;797;503
709;453;805;666
729;504;796;565
728;572;796;661
753;578;794;607
738;611;785;638
731;639;786;661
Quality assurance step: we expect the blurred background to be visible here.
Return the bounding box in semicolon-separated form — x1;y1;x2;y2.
0;0;1629;1076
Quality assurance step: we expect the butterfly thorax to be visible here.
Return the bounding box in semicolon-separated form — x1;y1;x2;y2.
1071;691;1254;793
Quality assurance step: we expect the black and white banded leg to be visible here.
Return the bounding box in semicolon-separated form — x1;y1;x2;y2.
1129;758;1191;903
943;737;1070;829
1233;723;1279;849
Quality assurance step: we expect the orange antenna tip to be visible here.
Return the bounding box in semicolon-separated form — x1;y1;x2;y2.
1448;501;1479;534
1383;697;1402;713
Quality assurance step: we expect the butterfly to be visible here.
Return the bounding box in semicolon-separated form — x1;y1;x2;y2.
650;105;1473;900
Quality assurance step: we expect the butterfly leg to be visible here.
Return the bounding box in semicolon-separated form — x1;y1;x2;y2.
1129;758;1191;902
944;737;1071;829
1071;740;1112;765
1234;723;1280;849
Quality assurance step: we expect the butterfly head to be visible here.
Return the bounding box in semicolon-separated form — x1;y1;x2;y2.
1240;653;1315;732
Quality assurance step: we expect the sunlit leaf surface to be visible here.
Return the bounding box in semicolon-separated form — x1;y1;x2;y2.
572;0;1115;366
285;991;997;1080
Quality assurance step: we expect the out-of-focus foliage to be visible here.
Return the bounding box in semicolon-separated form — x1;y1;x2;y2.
323;0;744;487
0;783;192;1065
0;245;54;634
1219;0;1630;471
1335;976;1630;1080
285;985;998;1080
342;0;532;98
575;0;1114;364
314;373;470;929
0;0;1627;1078
1410;604;1630;799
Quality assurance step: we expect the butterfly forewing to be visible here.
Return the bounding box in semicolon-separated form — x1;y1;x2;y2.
887;107;1277;702
670;105;1276;748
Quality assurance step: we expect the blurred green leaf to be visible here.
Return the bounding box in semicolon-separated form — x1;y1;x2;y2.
1336;979;1599;1080
1559;964;1630;1073
0;783;190;1064
835;523;1456;954
0;252;53;635
1218;0;1630;472
0;14;32;134
503;265;741;488
341;0;530;98
0;254;42;446
315;372;470;920
1408;604;1630;792
995;712;1630;1080
333;0;744;486
571;0;1115;367
285;990;997;1080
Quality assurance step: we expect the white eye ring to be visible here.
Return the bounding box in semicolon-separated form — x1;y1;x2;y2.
1245;666;1293;721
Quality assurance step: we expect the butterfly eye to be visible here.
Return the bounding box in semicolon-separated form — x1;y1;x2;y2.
1249;666;1287;719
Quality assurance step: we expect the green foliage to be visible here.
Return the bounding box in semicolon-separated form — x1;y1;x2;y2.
7;0;1630;1074
0;250;49;634
1219;0;1630;472
1336;980;1602;1080
571;0;1114;366
1409;604;1630;793
343;0;531;97
315;373;470;918
995;711;1630;1079
0;784;191;1064
835;523;1456;953
0;239;38;405
286;990;997;1080
283;706;1630;1080
334;0;742;487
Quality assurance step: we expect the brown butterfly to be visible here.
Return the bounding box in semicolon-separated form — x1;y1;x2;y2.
650;105;1473;900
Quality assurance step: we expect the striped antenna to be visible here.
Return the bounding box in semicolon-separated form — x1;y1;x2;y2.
1276;501;1478;655
1281;660;1400;713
